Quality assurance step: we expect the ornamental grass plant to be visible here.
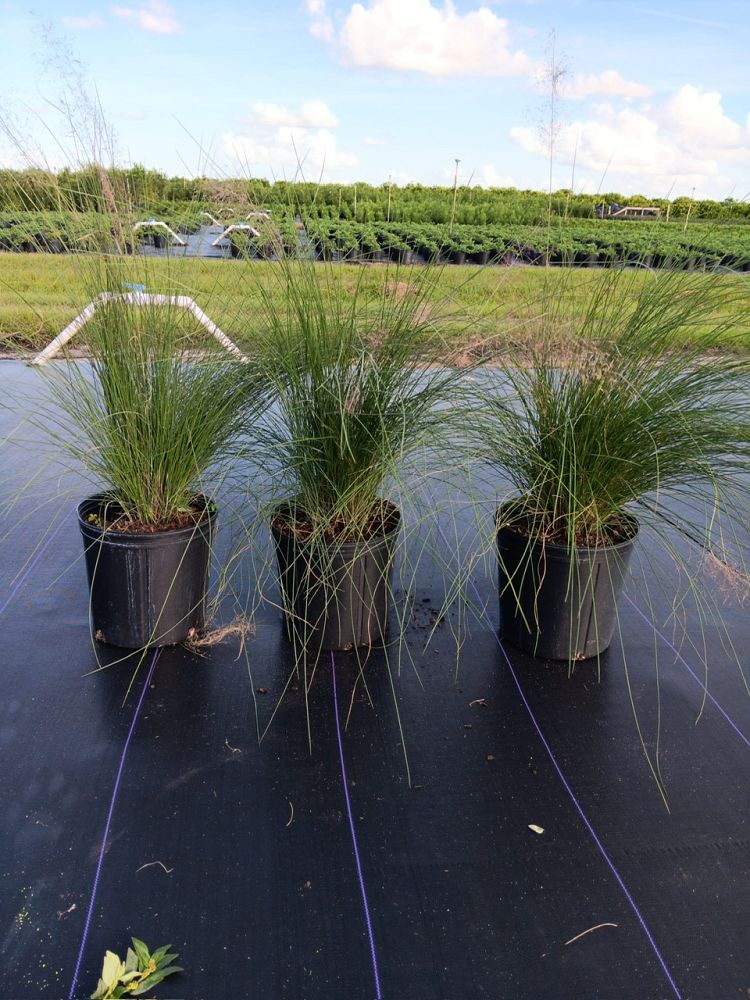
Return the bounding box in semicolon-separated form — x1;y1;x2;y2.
14;243;274;652
0;70;272;533
38;260;269;531
253;254;473;544
241;251;481;702
472;265;750;553
462;263;750;675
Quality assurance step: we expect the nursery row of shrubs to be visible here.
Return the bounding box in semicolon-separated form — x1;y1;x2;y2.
0;210;207;253
304;220;750;270
3;210;750;271
0;210;301;258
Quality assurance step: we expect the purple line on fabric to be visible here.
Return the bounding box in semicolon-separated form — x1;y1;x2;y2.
331;650;383;1000
68;648;159;1000
0;514;68;617
493;636;683;999
623;592;750;751
436;520;682;999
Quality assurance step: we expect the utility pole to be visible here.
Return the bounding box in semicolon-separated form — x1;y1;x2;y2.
450;158;460;233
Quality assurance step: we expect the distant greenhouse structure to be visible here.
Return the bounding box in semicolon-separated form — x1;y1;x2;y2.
595;203;661;220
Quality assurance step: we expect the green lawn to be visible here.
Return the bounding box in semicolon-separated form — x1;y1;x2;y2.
1;253;749;357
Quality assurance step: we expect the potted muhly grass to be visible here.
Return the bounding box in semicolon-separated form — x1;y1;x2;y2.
253;256;471;655
470;265;750;662
34;265;269;649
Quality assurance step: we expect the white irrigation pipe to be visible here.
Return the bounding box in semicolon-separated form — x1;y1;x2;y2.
132;220;187;246
30;292;248;366
199;211;222;226
211;223;260;247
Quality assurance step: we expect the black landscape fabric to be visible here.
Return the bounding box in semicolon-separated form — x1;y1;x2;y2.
1;362;749;1000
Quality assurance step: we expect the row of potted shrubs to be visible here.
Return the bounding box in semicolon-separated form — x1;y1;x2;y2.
18;258;750;668
7;211;750;274
303;221;750;271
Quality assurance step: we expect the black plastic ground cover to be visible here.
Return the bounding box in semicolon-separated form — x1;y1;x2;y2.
1;361;750;999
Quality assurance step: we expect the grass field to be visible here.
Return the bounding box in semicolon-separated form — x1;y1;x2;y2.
1;253;749;358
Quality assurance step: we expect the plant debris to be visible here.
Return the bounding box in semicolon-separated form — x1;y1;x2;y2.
185;619;254;654
135;861;174;875
564;922;618;946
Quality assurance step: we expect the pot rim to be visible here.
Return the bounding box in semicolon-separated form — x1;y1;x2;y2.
495;499;638;556
271;499;401;553
78;493;217;541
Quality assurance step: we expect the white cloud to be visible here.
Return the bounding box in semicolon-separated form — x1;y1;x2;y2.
511;108;679;175
363;135;385;146
663;85;742;147
566;70;652;101
111;0;180;33
252;100;338;129
307;0;334;41
385;170;413;185
509;85;750;197
62;11;104;29
312;0;533;77
222;126;357;179
224;100;356;179
476;164;517;188
439;162;517;188
0;135;66;171
0;142;28;170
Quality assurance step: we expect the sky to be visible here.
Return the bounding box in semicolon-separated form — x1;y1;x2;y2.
1;0;749;199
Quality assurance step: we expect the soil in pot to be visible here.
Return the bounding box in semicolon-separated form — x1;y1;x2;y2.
78;494;216;649
271;503;400;652
496;506;637;661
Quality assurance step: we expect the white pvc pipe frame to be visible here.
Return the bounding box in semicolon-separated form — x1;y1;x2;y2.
30;292;248;366
199;211;222;226
211;223;260;248
131;220;187;246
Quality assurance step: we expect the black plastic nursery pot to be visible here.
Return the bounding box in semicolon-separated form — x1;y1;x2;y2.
388;247;414;265
78;495;216;649
470;250;490;265
229;240;248;259
496;507;638;661
272;505;401;652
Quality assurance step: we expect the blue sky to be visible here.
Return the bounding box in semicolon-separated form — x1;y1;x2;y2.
2;0;749;198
